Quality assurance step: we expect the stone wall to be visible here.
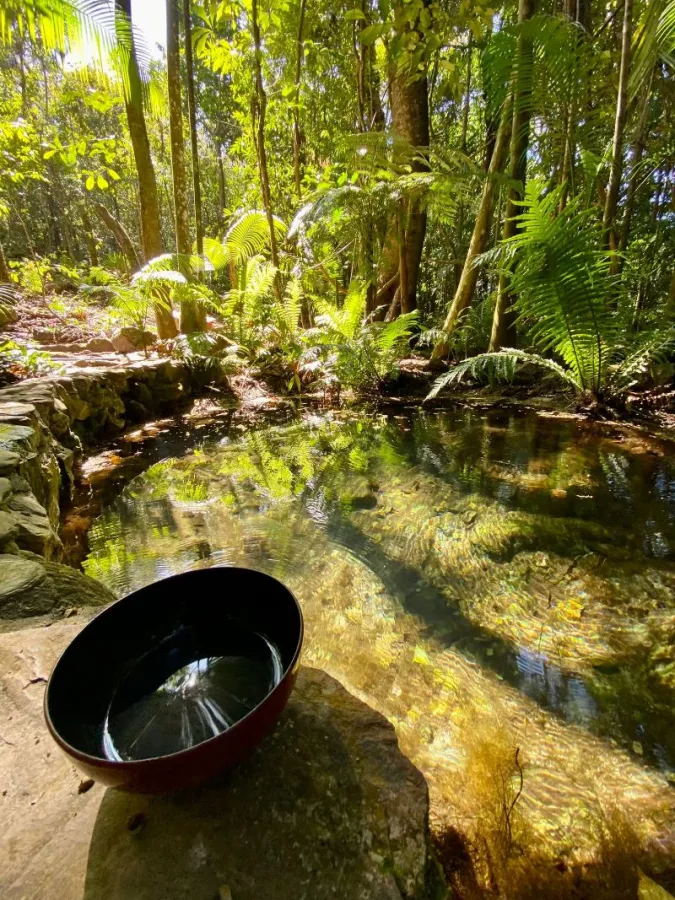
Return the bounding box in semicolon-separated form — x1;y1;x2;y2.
0;359;207;618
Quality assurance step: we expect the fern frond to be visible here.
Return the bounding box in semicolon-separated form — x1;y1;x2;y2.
610;328;675;392
426;349;580;400
279;277;303;337
225;211;286;268
374;311;418;353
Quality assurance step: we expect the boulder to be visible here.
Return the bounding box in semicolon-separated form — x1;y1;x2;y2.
0;555;114;618
0;619;438;900
0;304;18;327
0;448;20;473
0;555;46;612
112;327;156;355
8;503;61;559
0;476;11;504
0;510;19;545
32;327;57;344
86;337;116;353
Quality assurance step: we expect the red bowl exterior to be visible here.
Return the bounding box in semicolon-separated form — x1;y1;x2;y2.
44;568;304;794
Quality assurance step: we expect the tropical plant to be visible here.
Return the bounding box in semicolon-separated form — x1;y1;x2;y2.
428;183;675;404
314;281;418;390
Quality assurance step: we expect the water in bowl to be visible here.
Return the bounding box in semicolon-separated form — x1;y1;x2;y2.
102;622;283;761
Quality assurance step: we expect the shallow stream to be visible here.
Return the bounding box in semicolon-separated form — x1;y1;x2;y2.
84;405;675;863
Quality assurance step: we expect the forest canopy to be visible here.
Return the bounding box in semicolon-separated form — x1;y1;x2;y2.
0;0;674;403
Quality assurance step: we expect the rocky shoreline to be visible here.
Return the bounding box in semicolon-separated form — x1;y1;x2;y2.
0;355;215;620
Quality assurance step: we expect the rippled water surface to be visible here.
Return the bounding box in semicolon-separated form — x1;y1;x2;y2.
84;406;675;857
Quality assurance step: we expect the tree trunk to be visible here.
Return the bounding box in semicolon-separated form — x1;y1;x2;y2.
431;97;512;361
0;241;10;283
94;203;142;272
80;207;99;267
292;0;307;200
483;17;497;172
619;68;653;256
357;0;386;315
217;145;226;234
116;0;177;339
251;0;280;278
602;0;633;252
454;32;473;289
167;0;205;333
489;0;536;352
183;0;204;265
376;54;429;315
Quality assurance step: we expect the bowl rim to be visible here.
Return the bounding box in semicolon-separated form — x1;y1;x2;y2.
44;565;304;769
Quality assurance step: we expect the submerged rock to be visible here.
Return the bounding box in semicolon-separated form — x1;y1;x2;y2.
0;619;439;900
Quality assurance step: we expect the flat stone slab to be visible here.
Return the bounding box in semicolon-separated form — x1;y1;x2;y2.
0;620;436;900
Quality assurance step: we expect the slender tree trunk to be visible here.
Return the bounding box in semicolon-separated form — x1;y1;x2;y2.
357;0;386;315
602;0;633;252
292;0;307;200
619;68;653;256
94;203;142;271
80;207;99;267
251;0;280;278
431;97;512;360
116;0;177;338
167;0;205;332
489;0;536;352
183;0;204;265
0;241;10;283
454;32;473;289
483;18;497;172
217;144;226;233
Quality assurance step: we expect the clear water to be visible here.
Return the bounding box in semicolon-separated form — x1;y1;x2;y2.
84;406;675;857
102;624;283;761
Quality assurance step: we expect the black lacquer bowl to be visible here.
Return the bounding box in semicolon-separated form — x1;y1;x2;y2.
44;567;303;793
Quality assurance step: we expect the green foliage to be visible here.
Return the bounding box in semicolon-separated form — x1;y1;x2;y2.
315;282;418;390
0;338;57;378
429;182;675;403
506;182;616;396
10;257;51;296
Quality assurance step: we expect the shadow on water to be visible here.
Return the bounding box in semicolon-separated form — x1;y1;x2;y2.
324;513;675;772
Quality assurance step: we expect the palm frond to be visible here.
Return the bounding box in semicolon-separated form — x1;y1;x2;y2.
610;328;675;392
631;0;675;97
0;0;152;90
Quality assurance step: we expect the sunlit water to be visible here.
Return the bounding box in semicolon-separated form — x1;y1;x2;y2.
84;406;675;861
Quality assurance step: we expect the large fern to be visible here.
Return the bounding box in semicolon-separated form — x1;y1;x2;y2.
505;182;617;395
427;181;675;403
315;282;417;389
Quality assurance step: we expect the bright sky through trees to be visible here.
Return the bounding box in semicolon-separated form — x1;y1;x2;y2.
131;0;166;57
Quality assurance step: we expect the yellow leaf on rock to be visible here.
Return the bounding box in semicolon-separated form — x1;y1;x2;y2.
413;646;431;666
